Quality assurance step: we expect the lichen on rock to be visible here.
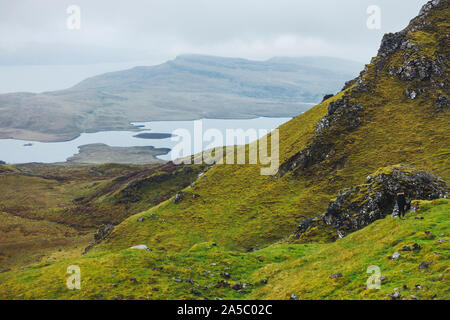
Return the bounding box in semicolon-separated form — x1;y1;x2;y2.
294;165;449;239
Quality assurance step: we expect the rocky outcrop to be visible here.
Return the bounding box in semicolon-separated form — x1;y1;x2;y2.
322;94;334;102
294;165;448;239
348;0;447;98
173;192;184;204
83;224;114;255
419;0;442;16
281;0;449;176
280;96;364;175
435;95;449;112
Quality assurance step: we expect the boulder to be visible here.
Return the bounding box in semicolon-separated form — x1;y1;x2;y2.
419;0;442;16
435;95;448;113
400;243;421;251
82;224;114;255
173;192;184;204
294;165;448;238
94;224;114;243
130;244;151;250
391;252;401;260
322;94;334;102
232;282;243;290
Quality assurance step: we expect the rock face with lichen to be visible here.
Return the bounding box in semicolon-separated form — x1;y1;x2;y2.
294;165;449;239
281;0;449;178
280;97;364;174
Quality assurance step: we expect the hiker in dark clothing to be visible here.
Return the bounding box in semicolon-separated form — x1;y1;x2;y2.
397;192;407;220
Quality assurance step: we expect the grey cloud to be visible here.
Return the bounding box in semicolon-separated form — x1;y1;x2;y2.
0;0;429;65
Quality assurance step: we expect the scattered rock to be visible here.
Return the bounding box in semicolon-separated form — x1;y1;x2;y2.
380;276;388;283
137;217;145;222
435;95;449;113
419;261;431;270
185;278;194;284
173;277;183;282
220;272;231;279
405;89;417;100
391;252;401;260
330;273;343;279
290;294;298;300
232;282;243;290
190;288;201;296
400;243;421;251
214;280;230;288
94;224;114;243
173;192;184;204
410;295;419;300
322;94;334;102
130;244;151;251
83;224;114;255
391;290;402;300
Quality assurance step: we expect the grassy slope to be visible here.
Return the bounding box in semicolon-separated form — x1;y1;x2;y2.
0;199;447;300
0;3;448;300
250;199;450;300
0;163;204;268
94;3;449;253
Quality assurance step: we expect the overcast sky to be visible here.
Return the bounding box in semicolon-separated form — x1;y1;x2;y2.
0;0;429;64
0;0;429;93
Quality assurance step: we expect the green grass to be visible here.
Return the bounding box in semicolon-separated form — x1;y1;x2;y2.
250;199;450;300
0;2;448;300
0;199;447;300
0;163;203;268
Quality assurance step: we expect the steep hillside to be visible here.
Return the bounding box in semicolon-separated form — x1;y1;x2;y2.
87;0;449;254
0;56;361;142
94;0;449;253
0;199;447;300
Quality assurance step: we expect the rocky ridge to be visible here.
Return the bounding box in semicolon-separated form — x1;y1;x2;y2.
293;165;449;240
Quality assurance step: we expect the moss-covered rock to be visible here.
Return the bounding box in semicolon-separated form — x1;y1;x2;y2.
295;165;449;239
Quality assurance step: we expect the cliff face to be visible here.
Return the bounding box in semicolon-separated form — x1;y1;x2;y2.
293;165;449;241
281;0;449;178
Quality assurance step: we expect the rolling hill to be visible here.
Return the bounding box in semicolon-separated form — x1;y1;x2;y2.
0;0;448;300
0;55;362;142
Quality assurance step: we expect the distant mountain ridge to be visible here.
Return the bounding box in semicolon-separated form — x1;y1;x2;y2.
0;55;362;142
